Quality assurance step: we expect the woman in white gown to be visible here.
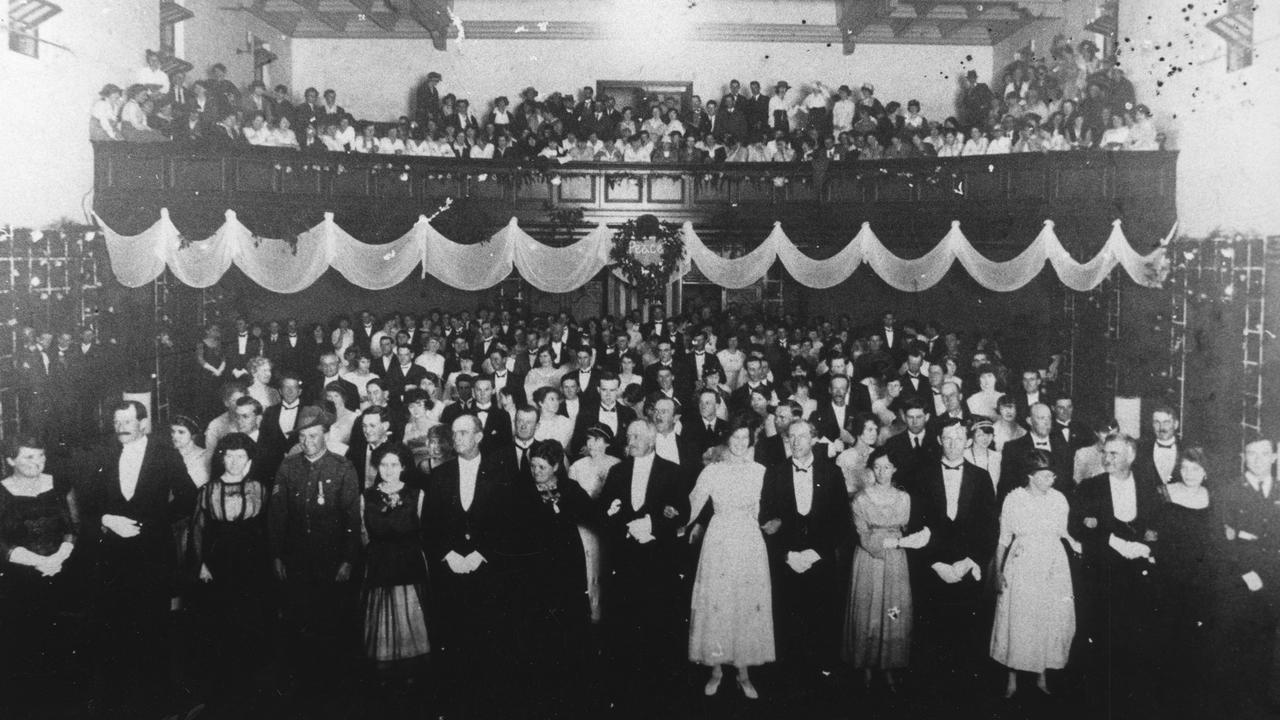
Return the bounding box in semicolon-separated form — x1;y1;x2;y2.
686;417;775;700
989;450;1080;697
566;424;621;624
532;386;574;448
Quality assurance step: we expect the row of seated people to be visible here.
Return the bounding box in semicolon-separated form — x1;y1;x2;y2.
90;48;1158;156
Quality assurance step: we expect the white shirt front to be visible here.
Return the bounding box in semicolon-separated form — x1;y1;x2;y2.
792;458;814;515
831;402;848;436
655;432;680;465
1109;474;1138;523
458;454;481;511
118;437;148;502
599;404;618;434
1031;433;1052;451
630;452;655;511
1153;441;1178;483
942;462;964;520
278;402;300;434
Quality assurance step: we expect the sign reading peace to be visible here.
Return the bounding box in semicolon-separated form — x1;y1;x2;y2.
610;214;685;299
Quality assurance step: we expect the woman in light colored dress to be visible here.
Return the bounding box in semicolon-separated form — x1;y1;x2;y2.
416;372;446;424
246;357;280;409
836;413;880;497
324;383;358;446
990;450;1080;697
400;389;439;467
533;386;574;448
523;347;564;399
716;335;746;390
843;447;926;690
566;424;620;624
616;353;642;392
686;417;774;700
965;365;1002;421
341;353;377;406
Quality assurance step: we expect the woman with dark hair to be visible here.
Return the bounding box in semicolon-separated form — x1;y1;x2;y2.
401;388;439;465
533;386;574;447
361;442;430;677
568;424;620;625
515;439;594;715
191;431;271;701
843;446;920;691
1153;446;1219;714
170;415;211;489
617;352;642;391
0;435;79;693
686;415;774;699
416;424;454;475
836;413;881;497
989;449;1080;697
524;346;564;398
305;323;333;373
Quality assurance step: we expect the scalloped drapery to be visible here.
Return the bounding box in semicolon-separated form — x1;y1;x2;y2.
97;209;1171;293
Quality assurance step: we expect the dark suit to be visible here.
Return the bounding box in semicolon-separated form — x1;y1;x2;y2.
570;402;636;458
260;402;301;459
900;372;933;405
759;458;851;676
599;455;689;704
810;401;859;445
225;333;262;376
305;374;358;409
641;361;693;402
1012;390;1054;421
1218;476;1280;709
680;351;723;389
907;460;998;682
1069;472;1163;710
1133;437;1182;488
754;434;790;468
372;354;397;378
440;403;512;454
683;416;727;456
998;432;1073;501
715;106;750;141
87;438;197;717
386;362;428;402
728;381;774;415
422;453;517;717
883;430;940;489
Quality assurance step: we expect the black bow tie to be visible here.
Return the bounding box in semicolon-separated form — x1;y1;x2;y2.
281;402;299;410
943;463;963;471
600;405;616;413
792;464;810;474
1156;442;1176;449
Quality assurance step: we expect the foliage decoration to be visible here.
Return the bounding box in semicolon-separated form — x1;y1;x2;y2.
609;214;684;300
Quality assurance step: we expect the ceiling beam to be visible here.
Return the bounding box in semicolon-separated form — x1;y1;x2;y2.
838;0;886;54
243;5;300;35
348;0;399;31
404;0;452;50
285;0;348;32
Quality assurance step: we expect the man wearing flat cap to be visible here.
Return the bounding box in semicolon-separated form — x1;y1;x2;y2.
269;405;361;705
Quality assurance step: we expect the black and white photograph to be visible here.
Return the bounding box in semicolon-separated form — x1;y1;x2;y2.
1;0;1277;718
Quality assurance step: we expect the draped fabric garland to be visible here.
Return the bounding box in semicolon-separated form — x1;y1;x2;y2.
97;208;1172;294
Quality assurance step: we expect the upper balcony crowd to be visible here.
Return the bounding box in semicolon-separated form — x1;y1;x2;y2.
91;38;1160;167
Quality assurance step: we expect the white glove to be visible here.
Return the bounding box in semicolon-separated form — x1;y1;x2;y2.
785;551;813;574
199;563;213;583
102;514;141;538
932;562;962;584
882;537;899;549
626;516;654;544
1243;571;1264;592
444;550;470;574
464;551;486;572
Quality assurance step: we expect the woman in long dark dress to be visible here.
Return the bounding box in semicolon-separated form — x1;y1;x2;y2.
195;324;229;420
0;436;79;703
190;432;271;700
1153;446;1220;716
361;443;430;677
512;440;594;719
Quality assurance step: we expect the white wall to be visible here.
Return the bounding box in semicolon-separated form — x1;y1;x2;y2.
0;0;157;227
292;38;992;124
1119;0;1280;236
180;0;293;94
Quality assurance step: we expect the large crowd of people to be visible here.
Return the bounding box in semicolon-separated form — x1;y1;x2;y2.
3;298;1278;720
90;38;1160;165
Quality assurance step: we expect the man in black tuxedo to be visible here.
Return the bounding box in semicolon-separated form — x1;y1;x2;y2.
346;406;398;490
649;395;702;488
226;317;261;380
645;366;686;416
386;345;427;404
261;372;303;462
1133;404;1182;488
1050;397;1093;454
570;345;601;400
87;401;197;719
681;331;722;390
683;388;727;456
599;419;689;714
372;337;397;378
422;413;518;719
759;419;851;698
352;310;377;355
473;320;503;363
899;347;933;406
445;375;512;454
1069;433;1162;715
811;375;864;448
1012;369;1053;421
570;373;635;457
744;80;770;134
1218;439;1280;713
906;419;998;691
1000;403;1072;500
261;320;287;371
878;311;907;365
884;397;939;490
728;356;775;415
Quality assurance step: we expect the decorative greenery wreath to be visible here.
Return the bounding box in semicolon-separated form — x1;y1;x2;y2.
610;214;685;299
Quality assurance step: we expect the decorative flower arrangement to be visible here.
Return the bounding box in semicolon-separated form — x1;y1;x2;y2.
609;214;685;300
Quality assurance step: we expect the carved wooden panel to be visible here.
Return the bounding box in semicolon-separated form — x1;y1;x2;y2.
330;168;371;196
278;167;322;195
647;176;685;204
234;159;277;193
604;178;642;203
172;158;225;192
558;175;596;203
107;156;166;191
1054;166;1109;201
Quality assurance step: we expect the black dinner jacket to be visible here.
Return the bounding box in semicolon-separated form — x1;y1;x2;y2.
883;429;940;490
372;353;397;378
1219;476;1280;600
568;367;602;399
422;453;514;565
683;416;727;456
907;460;998;570
759;458;851;565
86;438;197;563
598;455;689;562
226;334;263;374
810;400;860;444
1133;436;1183;487
387;363;428;402
570;402;637;458
261;402;300;453
346;429;403;490
1013;390;1055;421
305;375;359;409
1069;472;1162;577
754;434;790;468
899;372;933;405
999;432;1073;501
680;352;723;388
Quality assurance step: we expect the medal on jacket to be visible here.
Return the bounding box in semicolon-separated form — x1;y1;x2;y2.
317;479;326;505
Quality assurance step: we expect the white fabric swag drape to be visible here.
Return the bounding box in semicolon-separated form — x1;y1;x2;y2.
98;209;1171;293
